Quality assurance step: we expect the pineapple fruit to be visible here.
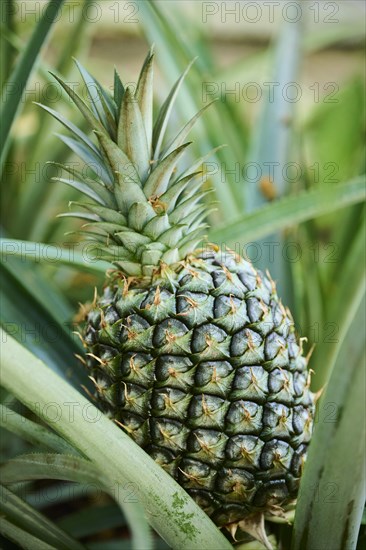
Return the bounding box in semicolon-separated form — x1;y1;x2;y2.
47;49;314;538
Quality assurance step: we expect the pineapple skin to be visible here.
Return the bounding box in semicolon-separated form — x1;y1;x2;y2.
84;249;314;526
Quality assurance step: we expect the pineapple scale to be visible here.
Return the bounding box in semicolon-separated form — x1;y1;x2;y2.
84;249;315;526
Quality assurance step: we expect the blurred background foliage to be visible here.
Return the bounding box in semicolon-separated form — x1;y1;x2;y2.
0;1;365;549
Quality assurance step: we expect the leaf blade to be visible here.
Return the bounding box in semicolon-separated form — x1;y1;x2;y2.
0;485;85;550
0;0;65;172
292;295;366;550
208;177;366;245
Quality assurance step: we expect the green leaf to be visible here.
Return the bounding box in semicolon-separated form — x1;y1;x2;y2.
0;333;233;550
139;1;245;218
35;102;99;155
51;163;117;208
118;87;150;182
0;453;102;486
152;58;196;160
160;172;202;212
0;485;85;550
0;0;65;173
0;257;88;387
0;239;111;274
162;100;216;157
208;177;366;246
54;177;107;206
144;142;191;197
95;85;117;140
243;16;302;308
0;405;78;456
245;18;302;209
55;133;113;184
95;131;146;212
68;202;127;226
88;542;167;550
51;70;105;135
179;144;226;178
127;204;155;233
0;516;55;550
10;4;97;240
292;295;366;550
59;211;100;222
1;452;153;549
0;2;15;91
114;68;124;114
136;47;154;154
73;59;112;131
310;215;366;389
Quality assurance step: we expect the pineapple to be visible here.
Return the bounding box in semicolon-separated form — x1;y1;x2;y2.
46;49;314;538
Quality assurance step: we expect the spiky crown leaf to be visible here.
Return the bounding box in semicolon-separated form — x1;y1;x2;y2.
41;48;217;279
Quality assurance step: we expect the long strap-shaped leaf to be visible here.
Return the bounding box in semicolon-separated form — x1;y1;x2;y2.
0;454;101;485
55;133;113;184
0;404;79;455
51;73;107;135
118;87;150;182
95;131;145;206
35;102;100;156
138;1;244;217
292;295;366;550
0;257;88;388
0;485;85;550
1;454;152;550
152;57;196;161
0;0;65;172
143;142;191;197
73;59;111;129
0;516;55;550
242;13;303;309
136;47;154;154
310;215;366;390
208;177;366;245
162;100;216;157
113;68;124;116
244;15;302;210
0;239;111;274
51;161;116;199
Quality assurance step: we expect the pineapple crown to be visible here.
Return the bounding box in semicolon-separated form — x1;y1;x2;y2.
40;47;217;280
